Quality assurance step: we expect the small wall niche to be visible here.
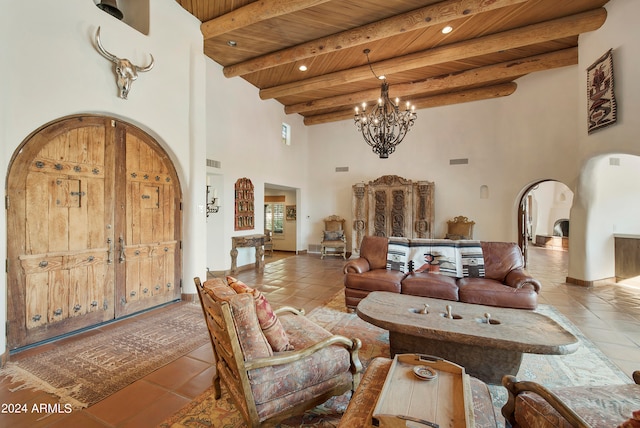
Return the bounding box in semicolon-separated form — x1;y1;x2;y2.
94;0;150;35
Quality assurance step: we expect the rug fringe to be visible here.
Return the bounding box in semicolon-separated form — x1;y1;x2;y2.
2;362;88;409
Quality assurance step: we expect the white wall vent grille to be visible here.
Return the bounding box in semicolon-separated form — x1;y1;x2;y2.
207;159;221;168
449;158;469;165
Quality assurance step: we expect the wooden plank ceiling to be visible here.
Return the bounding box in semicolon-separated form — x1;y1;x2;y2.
175;0;608;125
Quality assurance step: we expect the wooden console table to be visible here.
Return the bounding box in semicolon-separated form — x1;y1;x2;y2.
231;234;265;274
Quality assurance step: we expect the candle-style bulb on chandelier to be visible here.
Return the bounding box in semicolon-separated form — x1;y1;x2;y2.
354;49;417;159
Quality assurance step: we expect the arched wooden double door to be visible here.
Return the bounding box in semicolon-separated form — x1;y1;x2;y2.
7;116;182;350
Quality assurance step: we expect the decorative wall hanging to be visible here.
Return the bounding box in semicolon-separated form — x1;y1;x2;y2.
94;26;154;99
234;178;254;230
587;48;617;134
286;205;297;221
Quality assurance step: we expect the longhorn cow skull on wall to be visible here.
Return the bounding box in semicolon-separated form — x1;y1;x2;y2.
94;26;154;99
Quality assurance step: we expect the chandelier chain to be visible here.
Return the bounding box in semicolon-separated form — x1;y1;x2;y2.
364;49;381;80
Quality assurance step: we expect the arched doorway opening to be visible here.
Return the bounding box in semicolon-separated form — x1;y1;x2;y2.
6;115;182;350
518;180;573;266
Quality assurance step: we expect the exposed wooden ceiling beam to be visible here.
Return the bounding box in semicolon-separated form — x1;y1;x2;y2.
303;82;518;126
260;8;606;100
201;0;332;39
286;48;577;114
222;0;528;78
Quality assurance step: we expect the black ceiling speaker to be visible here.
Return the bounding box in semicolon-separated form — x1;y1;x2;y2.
96;0;124;20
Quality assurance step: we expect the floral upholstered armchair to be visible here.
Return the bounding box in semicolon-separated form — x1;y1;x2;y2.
321;215;347;259
502;372;640;427
194;276;362;427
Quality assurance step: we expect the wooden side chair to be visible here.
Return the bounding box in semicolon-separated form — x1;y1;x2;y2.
263;229;274;256
446;215;475;240
194;277;362;427
321;215;347;259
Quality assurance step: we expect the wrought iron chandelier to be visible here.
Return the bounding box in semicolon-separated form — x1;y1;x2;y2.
354;50;417;159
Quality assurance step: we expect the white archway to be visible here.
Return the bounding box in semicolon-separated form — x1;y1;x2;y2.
568;154;640;283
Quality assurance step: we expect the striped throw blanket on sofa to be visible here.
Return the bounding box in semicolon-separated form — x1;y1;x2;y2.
387;238;485;278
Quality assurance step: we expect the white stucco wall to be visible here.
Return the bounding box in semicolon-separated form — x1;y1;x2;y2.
530;182;573;238
569;0;640;282
1;0;206;354
204;61;310;271
305;65;580;248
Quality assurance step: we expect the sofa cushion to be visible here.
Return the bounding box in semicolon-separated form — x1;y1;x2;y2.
400;272;459;301
481;241;524;282
458;277;538;310
360;235;389;270
227;276;293;352
515;383;640;428
344;269;405;293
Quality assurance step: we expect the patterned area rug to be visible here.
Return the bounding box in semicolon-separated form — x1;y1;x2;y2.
161;293;631;427
1;302;209;408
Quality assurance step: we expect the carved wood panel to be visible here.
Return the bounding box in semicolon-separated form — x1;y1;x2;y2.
235;178;255;231
7;116;182;349
352;175;434;254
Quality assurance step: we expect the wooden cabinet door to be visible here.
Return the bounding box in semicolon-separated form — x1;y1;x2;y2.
352;175;434;253
7;116;181;349
367;182;413;238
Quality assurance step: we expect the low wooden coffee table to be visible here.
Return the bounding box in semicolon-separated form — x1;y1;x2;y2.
356;291;580;384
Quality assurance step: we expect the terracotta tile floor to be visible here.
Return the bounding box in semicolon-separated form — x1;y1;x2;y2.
1;247;639;427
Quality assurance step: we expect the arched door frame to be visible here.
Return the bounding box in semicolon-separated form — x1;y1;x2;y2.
6;114;183;350
517;179;556;266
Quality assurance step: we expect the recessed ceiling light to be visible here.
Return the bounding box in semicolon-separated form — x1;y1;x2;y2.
227;40;237;47
299;65;308;71
442;25;453;34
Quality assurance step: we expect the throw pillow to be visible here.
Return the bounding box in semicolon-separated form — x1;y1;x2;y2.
226;276;294;352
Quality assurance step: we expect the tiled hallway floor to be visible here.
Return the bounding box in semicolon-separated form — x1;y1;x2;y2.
1;246;639;427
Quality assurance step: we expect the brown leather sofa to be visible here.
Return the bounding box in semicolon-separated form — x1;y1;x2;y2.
344;236;541;310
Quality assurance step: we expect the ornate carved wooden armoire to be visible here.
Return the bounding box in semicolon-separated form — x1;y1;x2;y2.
352;175;434;254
